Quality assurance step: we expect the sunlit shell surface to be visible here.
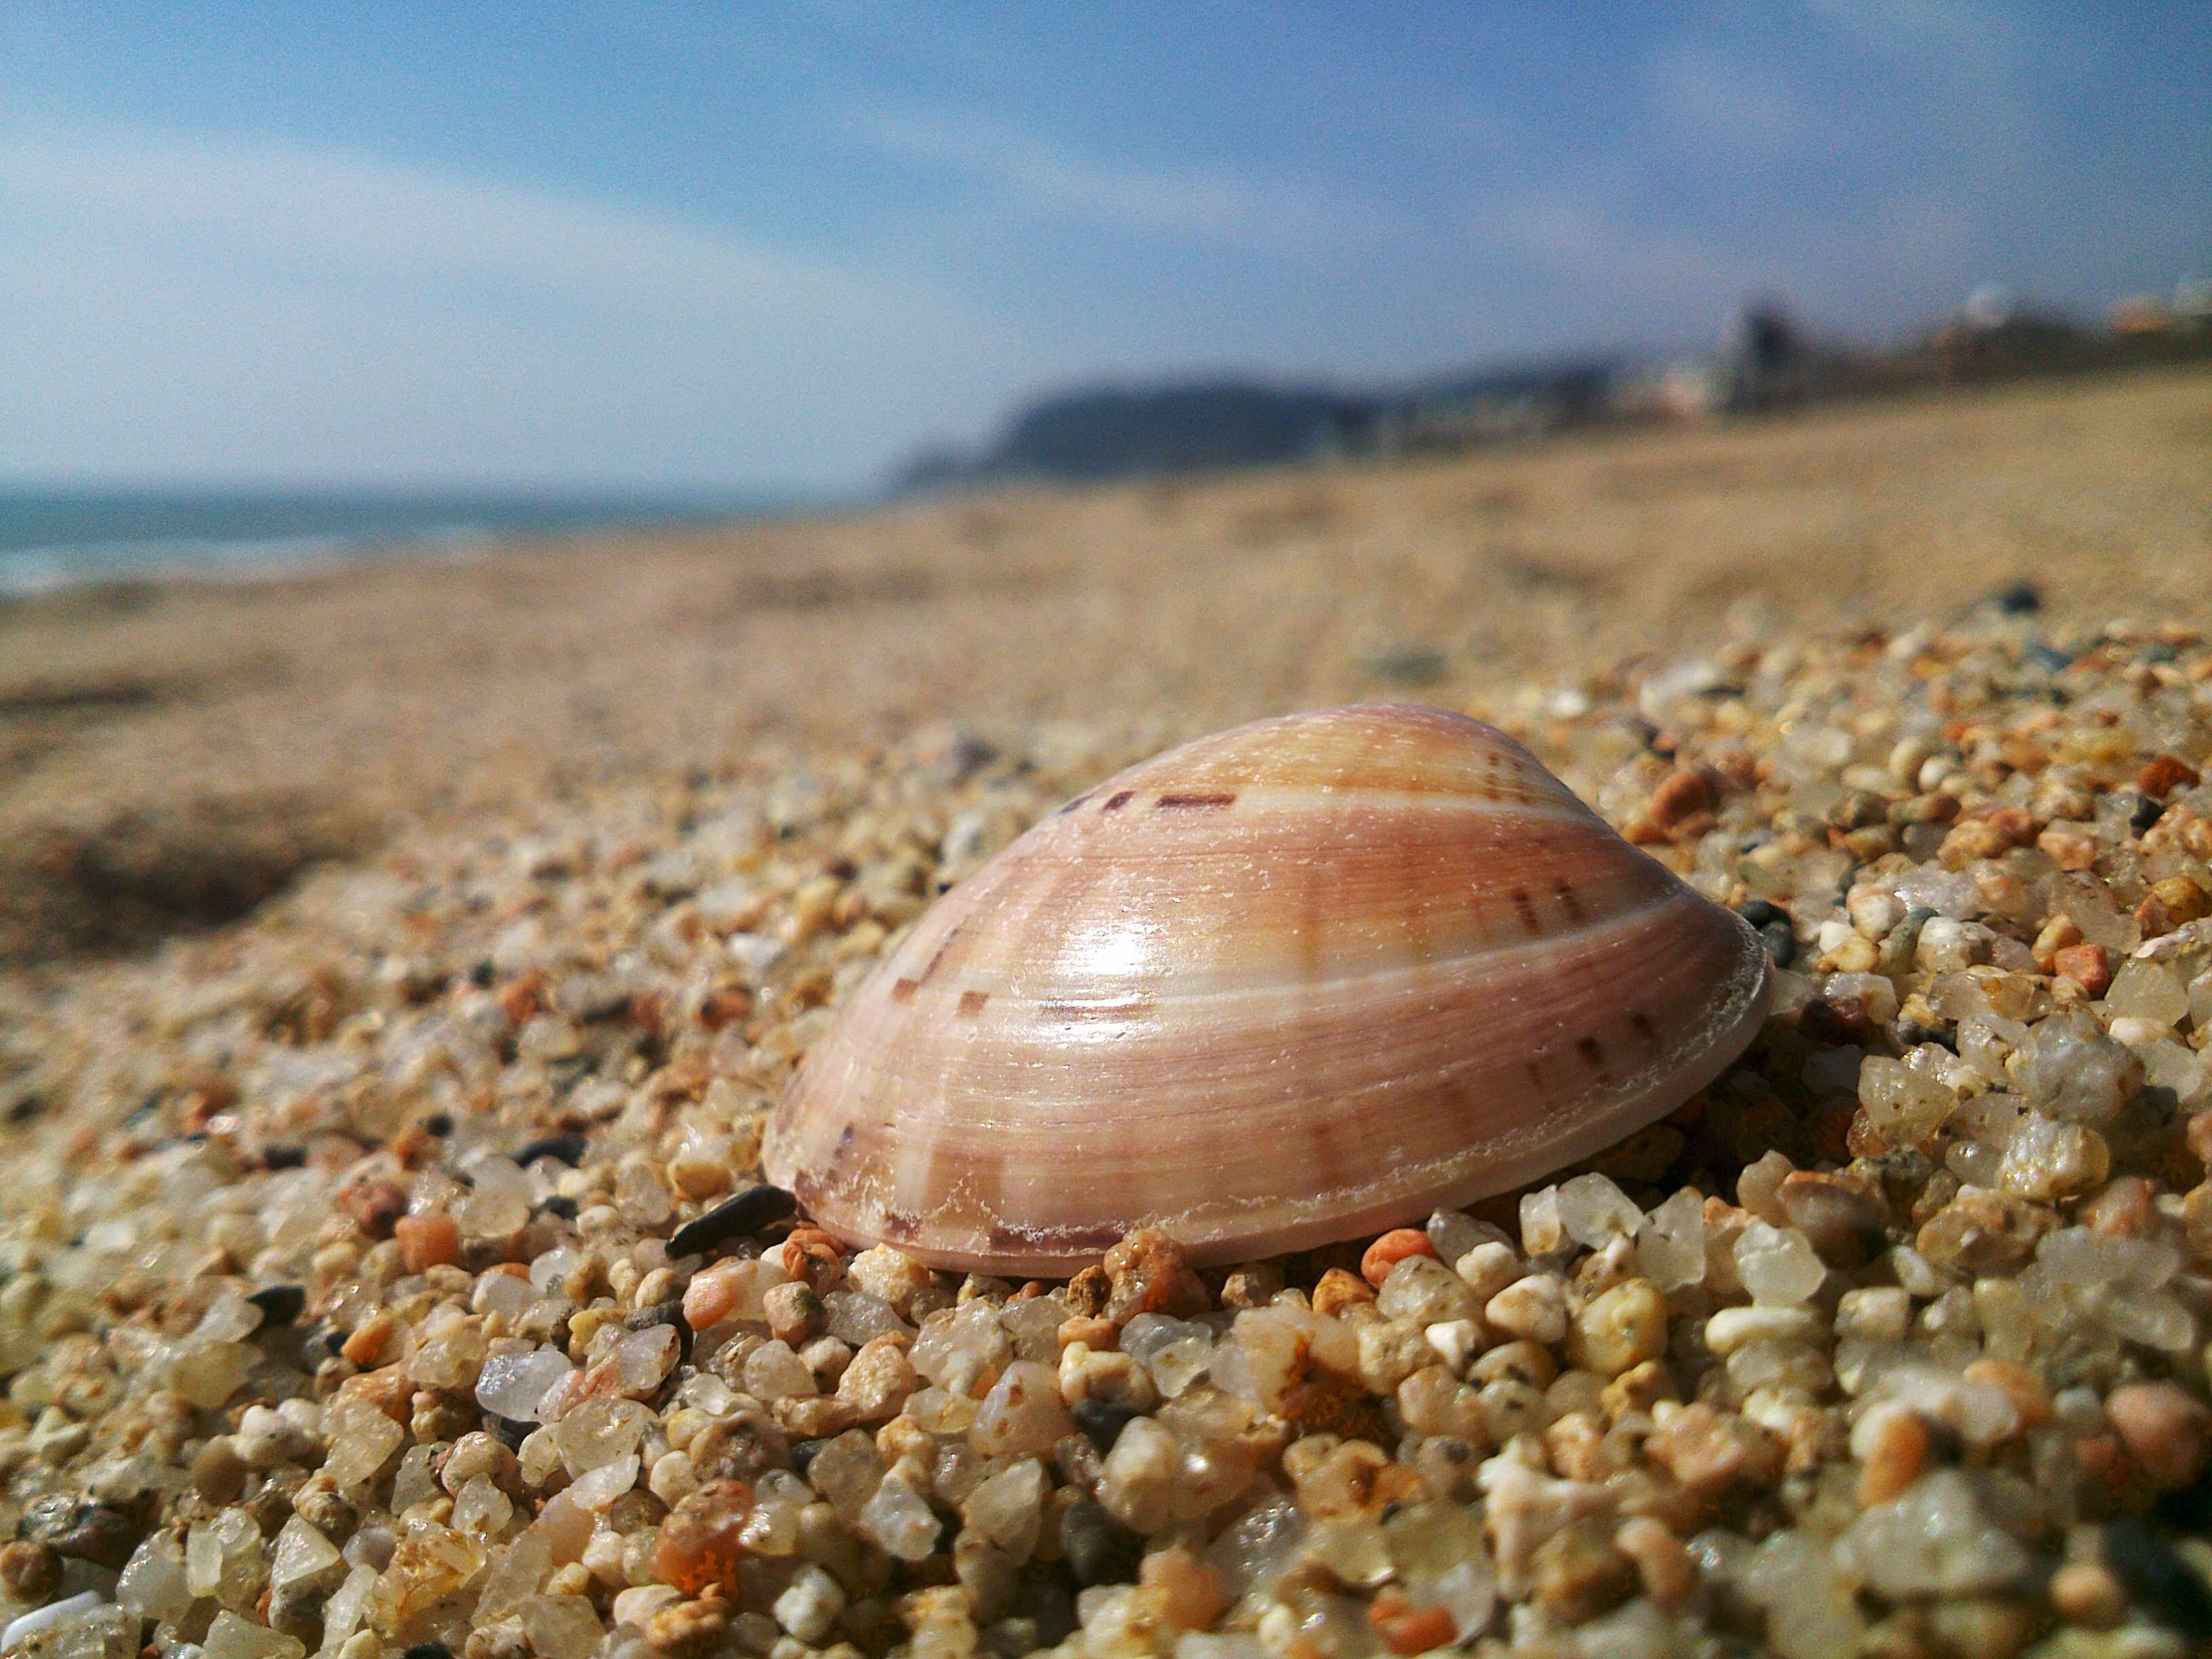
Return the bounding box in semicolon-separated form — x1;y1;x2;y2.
764;705;1772;1274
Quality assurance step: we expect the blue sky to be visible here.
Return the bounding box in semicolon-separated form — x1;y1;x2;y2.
3;2;2206;491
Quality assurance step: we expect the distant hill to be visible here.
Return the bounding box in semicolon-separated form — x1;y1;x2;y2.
899;361;1622;492
896;295;2212;495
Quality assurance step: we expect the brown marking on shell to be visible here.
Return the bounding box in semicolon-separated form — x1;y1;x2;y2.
1511;885;1541;936
764;704;1773;1275
1156;792;1237;809
1555;877;1587;927
914;930;960;987
956;989;990;1018
890;977;921;1004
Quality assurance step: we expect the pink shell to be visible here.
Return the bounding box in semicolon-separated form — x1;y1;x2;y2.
763;704;1771;1273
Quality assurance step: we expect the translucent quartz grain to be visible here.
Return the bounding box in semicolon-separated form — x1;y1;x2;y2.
1519;1187;1567;1256
910;1300;1010;1396
1739;1532;1865;1659
1733;1222;1826;1306
519;1594;605;1659
1376;1256;1482;1326
455;1156;533;1237
1855;1057;1954;1145
822;1290;912;1347
117;1531;194;1623
2106;959;2187;1027
200;1611;306;1659
1636;1189;1707;1291
2008;1010;2142;1125
806;1430;885;1522
1557;1174;1643;1248
1835;1469;2029;1596
317;1565;377;1652
186;1508;264;1607
475;1345;577;1421
322;1398;404;1491
961;1458;1049;1557
1425;1209;1490;1267
743;1338;818;1401
476;1527;554;1620
267;1515;341;1594
972;1361;1076;1457
858;1477;940;1560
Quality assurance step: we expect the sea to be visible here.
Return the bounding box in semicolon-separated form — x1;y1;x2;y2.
0;488;813;596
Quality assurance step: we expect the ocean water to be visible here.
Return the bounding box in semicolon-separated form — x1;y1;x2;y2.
0;489;804;596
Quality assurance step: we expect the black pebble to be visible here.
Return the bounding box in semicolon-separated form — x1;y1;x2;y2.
668;1184;799;1259
1990;580;2041;615
790;1438;823;1477
1735;900;1797;968
2129;792;2167;834
2104;1514;2212;1641
468;961;495;988
537;1195;579;1222
402;1644;456;1659
422;1112;454;1136
514;1132;590;1168
247;1284;307;1326
260;1145;307;1170
1071;1399;1143;1456
1059;1498;1143;1587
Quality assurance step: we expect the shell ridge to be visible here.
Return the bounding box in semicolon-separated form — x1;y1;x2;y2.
964;868;1701;1018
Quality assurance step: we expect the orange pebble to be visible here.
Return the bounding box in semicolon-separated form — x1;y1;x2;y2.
2052;943;2112;998
394;1210;461;1274
1361;1228;1437;1288
682;1259;751;1330
1370;1599;1458;1656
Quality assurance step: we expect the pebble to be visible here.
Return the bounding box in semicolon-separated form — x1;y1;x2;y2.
1359;1228;1435;1288
665;1184;798;1258
2105;1382;2212;1492
1563;1278;1666;1377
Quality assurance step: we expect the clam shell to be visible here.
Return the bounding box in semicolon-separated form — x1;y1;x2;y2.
763;704;1771;1274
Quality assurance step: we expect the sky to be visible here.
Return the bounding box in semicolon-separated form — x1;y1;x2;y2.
2;2;2207;493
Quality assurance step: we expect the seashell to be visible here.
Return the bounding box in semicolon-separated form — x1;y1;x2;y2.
764;704;1771;1274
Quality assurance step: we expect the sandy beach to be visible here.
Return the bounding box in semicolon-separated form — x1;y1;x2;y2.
3;365;2212;1658
5;366;2208;966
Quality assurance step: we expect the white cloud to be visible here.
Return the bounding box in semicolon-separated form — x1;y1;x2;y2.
0;121;1040;487
843;102;1393;255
